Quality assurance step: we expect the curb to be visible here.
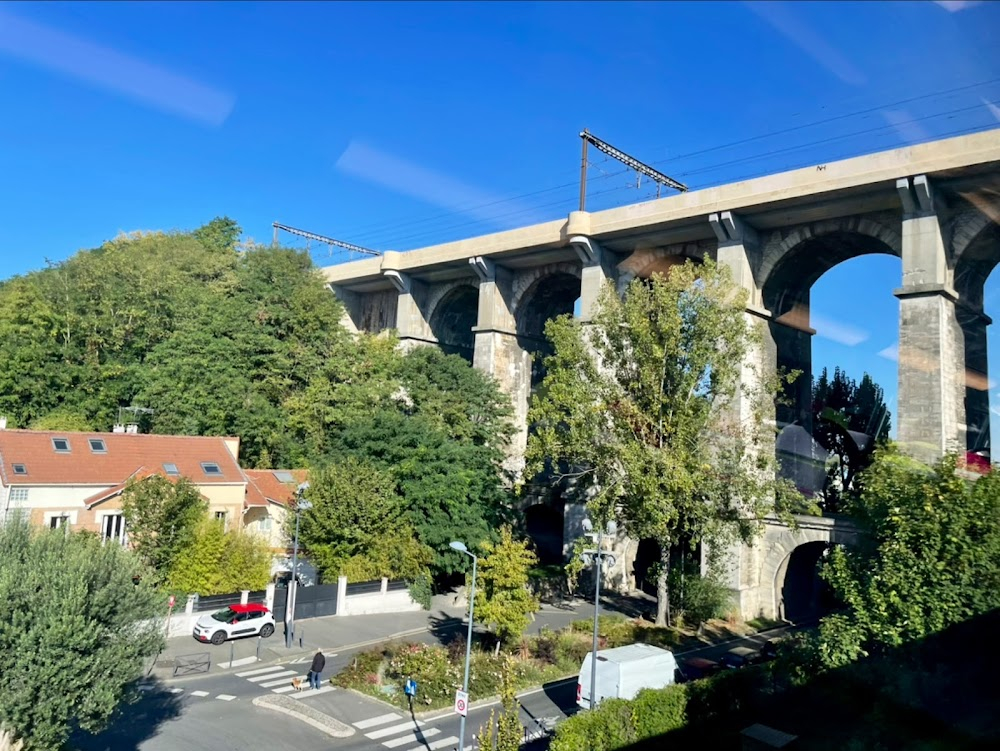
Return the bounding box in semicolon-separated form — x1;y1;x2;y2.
252;694;354;738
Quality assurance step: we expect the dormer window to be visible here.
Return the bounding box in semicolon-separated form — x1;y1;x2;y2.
163;463;180;476
52;437;70;453
89;439;107;453
201;462;222;476
273;471;294;483
12;464;26;475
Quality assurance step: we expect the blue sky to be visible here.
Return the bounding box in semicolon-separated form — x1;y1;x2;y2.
1;1;999;442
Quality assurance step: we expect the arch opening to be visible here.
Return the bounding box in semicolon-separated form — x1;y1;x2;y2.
516;271;581;389
428;284;478;363
764;227;898;502
524;502;565;566
776;541;836;623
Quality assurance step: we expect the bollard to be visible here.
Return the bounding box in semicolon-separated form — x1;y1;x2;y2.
229;642;234;667
256;636;262;661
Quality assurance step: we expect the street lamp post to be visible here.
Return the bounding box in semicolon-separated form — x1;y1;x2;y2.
285;482;312;649
580;518;617;710
450;540;477;751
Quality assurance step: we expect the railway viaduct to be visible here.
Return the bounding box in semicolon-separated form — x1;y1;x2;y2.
322;129;1000;620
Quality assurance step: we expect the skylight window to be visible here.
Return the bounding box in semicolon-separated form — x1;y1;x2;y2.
273;470;294;483
12;464;27;475
52;437;70;453
163;463;180;476
201;462;223;476
89;438;107;453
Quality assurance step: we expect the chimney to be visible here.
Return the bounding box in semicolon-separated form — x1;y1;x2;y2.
125;424;139;434
113;424;126;434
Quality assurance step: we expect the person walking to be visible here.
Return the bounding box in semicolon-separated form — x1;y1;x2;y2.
308;650;326;691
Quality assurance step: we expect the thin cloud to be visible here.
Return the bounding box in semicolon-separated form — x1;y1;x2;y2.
0;9;235;126
882;110;932;144
983;98;1000;124
743;1;866;86
336;140;550;230
878;343;899;362
811;313;869;346
933;1;982;11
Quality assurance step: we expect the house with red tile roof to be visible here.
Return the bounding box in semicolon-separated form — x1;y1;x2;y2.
243;468;309;554
0;426;247;542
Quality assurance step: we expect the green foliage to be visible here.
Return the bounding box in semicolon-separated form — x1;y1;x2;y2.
167;519;271;595
28;408;93;432
526;260;795;625
631;685;688;741
811;367;892;510
817;450;1000;668
0;520;165;750
550;697;639;751
667;558;731;626
477;658;524;751
407;573;433;610
297;458;434;582
120;475;207;575
473;526;540;646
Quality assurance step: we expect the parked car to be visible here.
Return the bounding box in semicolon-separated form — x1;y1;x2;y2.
760;636;789;661
679;657;722;681
719;646;762;670
193;603;276;645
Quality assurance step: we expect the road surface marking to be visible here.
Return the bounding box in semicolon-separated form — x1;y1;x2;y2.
218;656;258;669
169;688;184;694
258;675;305;688
383;728;441;748
366;720;425;740
412;738;460;751
190;690;209;697
289;685;336;698
237;666;286;678
354;713;402;730
271;685;296;694
247;669;296;683
216;694;236;701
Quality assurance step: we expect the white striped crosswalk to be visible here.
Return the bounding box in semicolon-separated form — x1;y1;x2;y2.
234;664;336;698
350;712;464;751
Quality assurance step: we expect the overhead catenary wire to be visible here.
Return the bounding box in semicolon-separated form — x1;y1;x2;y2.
323;79;999;254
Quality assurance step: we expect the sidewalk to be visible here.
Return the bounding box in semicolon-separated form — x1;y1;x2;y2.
146;594;594;682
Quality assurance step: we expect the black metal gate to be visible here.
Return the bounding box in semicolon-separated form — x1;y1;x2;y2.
272;582;339;621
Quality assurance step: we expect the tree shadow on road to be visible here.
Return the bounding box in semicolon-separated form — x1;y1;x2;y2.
69;679;183;751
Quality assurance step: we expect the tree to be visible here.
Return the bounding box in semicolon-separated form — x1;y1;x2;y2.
0;520;165;750
811;367;892;509
476;656;524;751
526;260;796;626
473;526;540;646
168;519;271;595
817;449;1000;668
120;475;207;575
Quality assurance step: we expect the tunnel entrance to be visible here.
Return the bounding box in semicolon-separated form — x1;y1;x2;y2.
524;502;565;565
777;541;836;623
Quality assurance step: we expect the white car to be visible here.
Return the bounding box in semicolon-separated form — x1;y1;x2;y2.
193;603;276;645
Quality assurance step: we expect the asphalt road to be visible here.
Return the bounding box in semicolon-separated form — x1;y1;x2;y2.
71;622;798;751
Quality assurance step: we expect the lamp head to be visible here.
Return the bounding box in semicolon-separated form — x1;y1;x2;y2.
297;481;310;494
297;499;313;512
449;541;468;553
581;518;594;533
607;520;618;535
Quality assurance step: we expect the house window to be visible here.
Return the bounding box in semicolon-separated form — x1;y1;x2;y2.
273;470;294;483
163;463;180;476
9;488;28;505
88;439;107;453
201;462;222;476
12;464;26;475
52;437;71;453
214;510;228;530
259;516;273;532
49;515;70;530
101;514;127;545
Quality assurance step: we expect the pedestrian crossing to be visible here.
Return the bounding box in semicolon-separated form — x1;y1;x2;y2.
350;712;466;751
234;664;336;698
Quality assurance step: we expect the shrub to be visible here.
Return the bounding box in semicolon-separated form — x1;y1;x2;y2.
631;685;687;740
408;572;432;610
550;697;636;751
570;614;636;646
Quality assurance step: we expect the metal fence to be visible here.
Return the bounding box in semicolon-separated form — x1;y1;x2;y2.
193;589;266;613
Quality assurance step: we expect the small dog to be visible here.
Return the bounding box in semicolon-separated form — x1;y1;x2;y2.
291;677;304;692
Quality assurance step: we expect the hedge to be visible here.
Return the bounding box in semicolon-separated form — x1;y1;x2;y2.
550;685;688;751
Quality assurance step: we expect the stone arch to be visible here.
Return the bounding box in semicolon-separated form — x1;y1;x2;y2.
510;262;582;324
616;241;711;291
426;281;479;362
759;526;832;622
952;202;1000;309
523;502;565;565
511;263;582;388
759;213;901;318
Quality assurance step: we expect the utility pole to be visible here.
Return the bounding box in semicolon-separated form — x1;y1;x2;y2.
578;129;688;212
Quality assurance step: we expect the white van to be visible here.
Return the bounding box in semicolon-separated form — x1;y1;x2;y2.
577;643;677;709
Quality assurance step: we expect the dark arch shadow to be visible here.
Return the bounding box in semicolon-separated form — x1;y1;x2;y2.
777;541;835;624
524;502;565;565
428;284;478;363
516;272;581;389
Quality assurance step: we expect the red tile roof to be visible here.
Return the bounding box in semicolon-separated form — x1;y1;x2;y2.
244;469;309;508
80;469;213;509
0;429;244;486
